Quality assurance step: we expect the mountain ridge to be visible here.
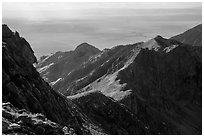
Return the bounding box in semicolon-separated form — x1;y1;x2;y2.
171;24;202;46
3;24;202;135
35;42;101;85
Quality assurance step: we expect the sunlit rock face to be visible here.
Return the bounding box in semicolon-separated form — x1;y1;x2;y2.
63;42;143;97
2;102;66;135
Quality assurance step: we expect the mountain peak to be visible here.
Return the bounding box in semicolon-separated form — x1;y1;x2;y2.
75;42;92;50
2;24;37;64
154;35;167;42
2;24;14;38
74;42;101;53
142;35;180;52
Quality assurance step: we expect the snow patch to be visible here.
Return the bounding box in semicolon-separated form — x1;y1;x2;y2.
50;78;62;86
66;72;72;77
42;76;48;81
75;76;88;83
88;51;106;63
67;90;96;99
2;41;7;48
163;44;178;53
38;63;54;73
2;41;7;45
40;53;53;63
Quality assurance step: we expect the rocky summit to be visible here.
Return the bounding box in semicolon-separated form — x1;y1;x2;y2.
35;42;101;86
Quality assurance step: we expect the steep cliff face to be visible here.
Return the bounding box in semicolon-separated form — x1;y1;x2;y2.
2;24;106;135
2;25;37;65
118;36;202;134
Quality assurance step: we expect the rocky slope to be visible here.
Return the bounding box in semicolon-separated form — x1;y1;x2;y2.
171;24;202;46
37;24;202;96
70;91;151;134
65;34;202;134
56;42;143;95
2;102;66;135
35;42;101;85
2;24;107;135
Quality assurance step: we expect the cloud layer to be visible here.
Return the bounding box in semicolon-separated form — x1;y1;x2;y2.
3;2;202;58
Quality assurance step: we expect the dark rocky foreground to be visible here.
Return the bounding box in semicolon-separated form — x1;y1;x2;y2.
2;102;66;135
2;24;107;135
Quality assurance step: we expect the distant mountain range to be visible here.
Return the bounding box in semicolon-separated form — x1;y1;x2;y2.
2;24;202;135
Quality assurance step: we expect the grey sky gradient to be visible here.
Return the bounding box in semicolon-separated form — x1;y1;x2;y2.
2;2;202;58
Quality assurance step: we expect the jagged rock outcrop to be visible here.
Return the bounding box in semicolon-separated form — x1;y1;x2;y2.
171;24;202;46
2;24;106;135
2;102;66;135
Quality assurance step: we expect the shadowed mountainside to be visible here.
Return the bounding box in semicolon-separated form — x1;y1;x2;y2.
171;24;202;46
118;36;202;134
65;34;202;134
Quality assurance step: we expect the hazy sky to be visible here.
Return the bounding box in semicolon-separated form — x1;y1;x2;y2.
2;2;202;58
